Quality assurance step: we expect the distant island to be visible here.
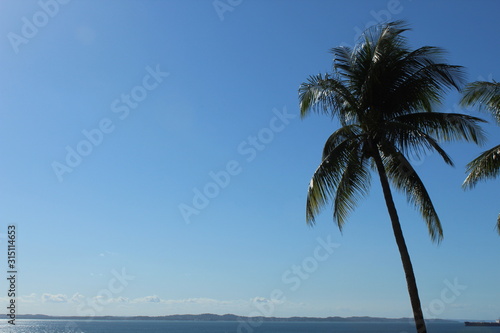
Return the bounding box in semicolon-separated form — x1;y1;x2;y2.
16;313;457;323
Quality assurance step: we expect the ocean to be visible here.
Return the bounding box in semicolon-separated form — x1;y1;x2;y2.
1;320;499;333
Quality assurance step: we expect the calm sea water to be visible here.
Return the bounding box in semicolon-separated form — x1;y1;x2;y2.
1;320;499;333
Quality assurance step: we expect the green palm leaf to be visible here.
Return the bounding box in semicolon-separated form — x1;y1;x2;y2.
460;81;500;124
379;120;453;165
393;112;486;144
321;125;363;158
332;147;371;229
460;80;499;233
462;144;500;189
381;148;443;242
306;139;352;224
306;130;362;225
299;74;357;124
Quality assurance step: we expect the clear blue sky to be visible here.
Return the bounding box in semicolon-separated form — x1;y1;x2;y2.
0;0;499;322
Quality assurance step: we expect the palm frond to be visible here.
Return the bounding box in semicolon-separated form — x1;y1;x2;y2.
298;74;357;124
332;147;371;229
331;46;354;77
322;125;362;159
393;112;487;145
379;122;454;166
460;81;500;124
306;138;358;225
385;64;466;117
381;149;443;242
462;144;500;189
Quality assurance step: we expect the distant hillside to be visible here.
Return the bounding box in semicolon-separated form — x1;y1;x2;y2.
17;313;457;323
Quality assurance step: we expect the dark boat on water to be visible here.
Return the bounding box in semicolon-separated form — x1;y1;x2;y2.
464;319;500;326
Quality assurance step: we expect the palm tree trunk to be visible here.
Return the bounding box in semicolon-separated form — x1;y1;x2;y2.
372;149;427;333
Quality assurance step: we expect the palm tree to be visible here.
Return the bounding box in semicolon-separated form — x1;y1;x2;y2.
299;21;485;333
460;81;500;234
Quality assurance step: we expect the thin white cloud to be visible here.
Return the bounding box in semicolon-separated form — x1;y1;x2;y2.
144;295;161;303
159;297;235;306
18;293;38;303
251;296;285;305
124;296;248;309
112;296;130;303
42;293;68;303
132;295;162;303
15;293;305;317
70;293;86;304
98;251;119;257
